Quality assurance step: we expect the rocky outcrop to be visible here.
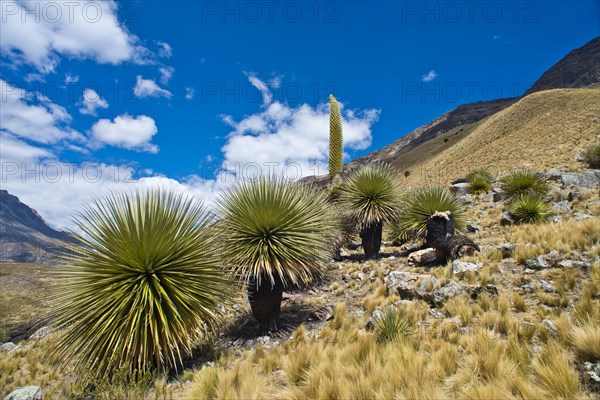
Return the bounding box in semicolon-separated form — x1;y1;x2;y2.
3;386;42;400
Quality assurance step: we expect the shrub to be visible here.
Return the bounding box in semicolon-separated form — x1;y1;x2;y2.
51;190;232;377
339;165;401;258
467;169;494;195
509;192;551;224
501;169;548;199
374;308;413;343
396;186;467;239
217;178;339;330
583;143;600;169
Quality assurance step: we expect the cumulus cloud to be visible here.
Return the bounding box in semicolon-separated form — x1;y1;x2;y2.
1;162;219;229
0;0;148;73
421;70;438;82
0;133;55;164
78;88;109;116
90;114;159;153
0;79;82;144
221;100;380;178
185;86;195;100
134;75;173;99
159;66;175;84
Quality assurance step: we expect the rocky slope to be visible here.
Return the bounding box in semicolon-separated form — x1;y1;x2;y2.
0;190;78;263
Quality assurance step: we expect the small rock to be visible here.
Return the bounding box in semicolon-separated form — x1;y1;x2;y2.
500;243;517;259
365;310;384;330
447;316;462;327
567;191;583;202
311;306;334;322
357;272;366;281
0;342;17;353
342;274;351;283
525;256;549;270
452;260;483;276
492;187;504;202
542;319;557;335
521;283;534;292
500;211;517;226
549;215;562;223
3;386;42;400
451;178;467;184
467;224;482;233
429;308;444;319
482;192;494;202
407;248;438;267
539;280;555;293
583;361;600;383
459;194;473;203
29;326;53;340
432;281;464;305
573;212;592;221
385;271;437;300
449;182;469;196
524;268;535;274
553;201;571;213
546;168;563;181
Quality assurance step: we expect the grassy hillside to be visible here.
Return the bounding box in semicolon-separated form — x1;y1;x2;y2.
397;87;600;187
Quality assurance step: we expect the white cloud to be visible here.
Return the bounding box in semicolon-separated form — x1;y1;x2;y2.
156;41;172;58
90;114;159;153
159;66;175;84
185;86;195;100
0;79;82;144
221;100;379;178
134;75;173;99
0;0;148;73
421;70;438;82
1;162;219;230
78;88;109;116
0;133;55;163
245;72;273;105
64;73;79;85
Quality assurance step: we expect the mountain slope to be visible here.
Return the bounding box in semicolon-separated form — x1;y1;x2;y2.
0;190;78;263
345;36;600;173
400;87;600;187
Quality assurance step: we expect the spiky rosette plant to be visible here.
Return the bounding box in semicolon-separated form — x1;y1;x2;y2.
509;192;551;224
467;169;494;195
217;178;339;331
50;190;232;378
397;186;467;238
583;143;600;169
329;94;343;177
339;165;401;259
501;169;549;199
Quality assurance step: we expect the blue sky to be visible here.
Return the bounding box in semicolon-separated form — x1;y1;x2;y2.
0;0;598;228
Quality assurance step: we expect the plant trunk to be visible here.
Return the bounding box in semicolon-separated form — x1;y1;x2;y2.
426;211;479;263
247;274;284;332
360;221;383;259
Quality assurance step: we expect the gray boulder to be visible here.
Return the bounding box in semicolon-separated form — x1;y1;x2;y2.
449;183;469;197
432;281;464;305
546;168;564;181
500;212;517;226
553;201;571;213
3;386;42;400
525;256;550;270
29;326;53;340
561;171;600;190
0;342;17;353
365;310;384;330
500;243;517;259
385;271;437;299
452;261;482;276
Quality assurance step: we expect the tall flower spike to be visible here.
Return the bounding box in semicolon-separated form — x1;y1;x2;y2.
329;94;343;177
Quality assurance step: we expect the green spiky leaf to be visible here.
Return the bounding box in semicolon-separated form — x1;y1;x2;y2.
51;190;232;377
339;165;401;226
329;94;344;177
217;178;340;288
396;186;467;237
